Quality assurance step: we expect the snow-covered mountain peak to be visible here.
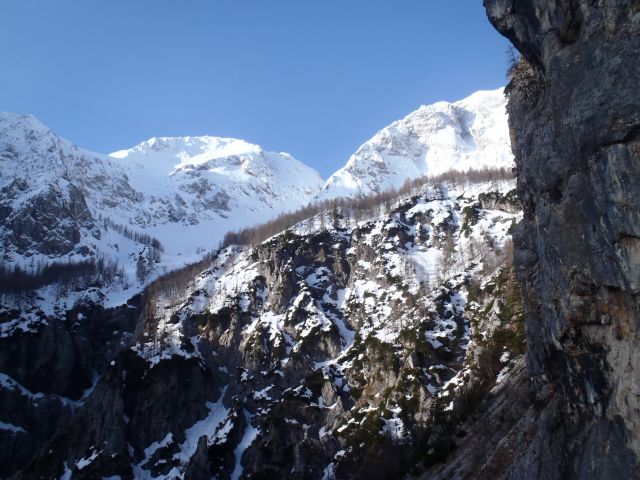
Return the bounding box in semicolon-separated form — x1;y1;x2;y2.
110;134;321;185
318;88;513;200
111;135;262;162
0;112;49;138
1;112;63;169
0;114;325;300
109;134;323;214
0;112;123;197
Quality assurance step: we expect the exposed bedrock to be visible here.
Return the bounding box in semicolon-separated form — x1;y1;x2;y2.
483;0;640;478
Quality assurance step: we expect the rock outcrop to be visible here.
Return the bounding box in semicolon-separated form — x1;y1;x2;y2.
0;298;141;477
478;0;640;477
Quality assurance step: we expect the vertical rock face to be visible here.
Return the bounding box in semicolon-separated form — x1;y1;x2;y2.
485;0;640;477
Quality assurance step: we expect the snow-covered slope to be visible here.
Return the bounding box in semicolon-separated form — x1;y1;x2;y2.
318;88;513;199
0;112;323;303
109;135;324;255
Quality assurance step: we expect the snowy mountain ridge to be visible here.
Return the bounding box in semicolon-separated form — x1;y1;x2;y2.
110;134;322;206
0;87;511;308
0;112;324;304
318;88;513;199
107;134;324;251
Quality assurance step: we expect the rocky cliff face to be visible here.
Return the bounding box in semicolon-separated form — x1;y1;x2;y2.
0;298;142;478
479;0;640;477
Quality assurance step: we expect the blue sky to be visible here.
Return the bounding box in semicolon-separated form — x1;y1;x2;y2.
0;1;509;178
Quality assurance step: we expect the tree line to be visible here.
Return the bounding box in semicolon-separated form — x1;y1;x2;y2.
143;249;225;305
136;166;514;310
0;256;121;294
100;216;164;252
222;166;513;249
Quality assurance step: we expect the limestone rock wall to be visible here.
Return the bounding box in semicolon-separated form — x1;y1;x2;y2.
484;1;640;477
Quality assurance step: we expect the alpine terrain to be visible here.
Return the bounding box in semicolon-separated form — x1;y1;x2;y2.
2;1;639;478
0;111;324;309
0;86;532;479
319;88;512;199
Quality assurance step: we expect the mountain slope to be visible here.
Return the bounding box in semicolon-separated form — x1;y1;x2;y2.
0;90;522;478
0;87;511;306
318;88;513;199
0;112;324;308
11;174;523;479
109;135;324;255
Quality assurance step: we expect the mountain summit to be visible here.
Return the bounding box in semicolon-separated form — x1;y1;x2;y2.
319;88;512;199
0;113;323;305
109;135;324;254
110;135;323;219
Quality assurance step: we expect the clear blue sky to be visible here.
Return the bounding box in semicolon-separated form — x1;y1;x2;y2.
0;1;509;178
